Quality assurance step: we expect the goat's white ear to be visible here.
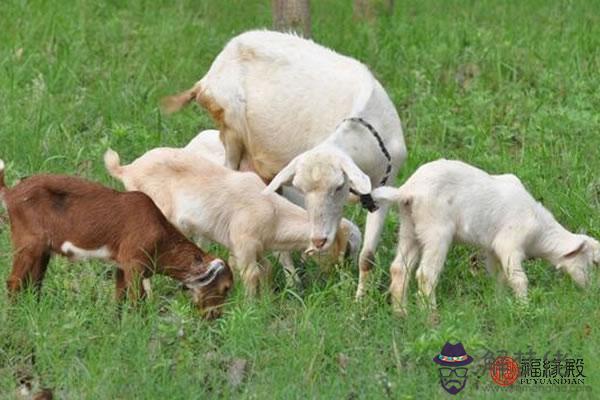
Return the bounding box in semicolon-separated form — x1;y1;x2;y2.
587;238;600;264
340;157;371;195
186;260;224;288
563;240;585;259
263;157;299;194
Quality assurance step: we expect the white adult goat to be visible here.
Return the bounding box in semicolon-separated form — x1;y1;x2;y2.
164;30;407;299
372;159;600;315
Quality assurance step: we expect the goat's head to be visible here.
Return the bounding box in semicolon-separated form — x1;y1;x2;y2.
318;218;363;269
264;147;371;252
557;234;600;288
185;257;233;319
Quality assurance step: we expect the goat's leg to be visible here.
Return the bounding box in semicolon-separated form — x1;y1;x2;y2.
221;129;244;170
276;252;301;287
389;220;420;316
258;256;273;292
497;251;528;301
415;229;452;311
240;260;262;298
115;268;127;302
115;263;147;304
6;242;49;296
356;202;390;299
234;245;264;297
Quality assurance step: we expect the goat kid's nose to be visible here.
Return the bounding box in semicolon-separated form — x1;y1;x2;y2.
312;237;327;249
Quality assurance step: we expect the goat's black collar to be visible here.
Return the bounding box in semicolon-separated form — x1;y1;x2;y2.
341;117;392;213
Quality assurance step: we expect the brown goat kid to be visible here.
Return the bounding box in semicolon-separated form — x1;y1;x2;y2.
0;160;233;318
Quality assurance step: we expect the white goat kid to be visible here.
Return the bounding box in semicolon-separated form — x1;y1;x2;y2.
163;30;407;300
104;148;361;296
184;129;361;281
372;159;600;315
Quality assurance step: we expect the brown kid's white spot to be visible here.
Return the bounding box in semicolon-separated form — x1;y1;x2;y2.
60;241;111;261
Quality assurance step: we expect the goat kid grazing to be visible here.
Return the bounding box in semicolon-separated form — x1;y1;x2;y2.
372;159;600;315
163;30;407;299
104;147;361;296
0;160;233;318
184;129;361;277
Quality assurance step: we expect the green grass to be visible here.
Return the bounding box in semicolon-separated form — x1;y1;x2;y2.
1;0;599;398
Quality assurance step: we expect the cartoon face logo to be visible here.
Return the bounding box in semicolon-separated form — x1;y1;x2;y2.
433;342;473;395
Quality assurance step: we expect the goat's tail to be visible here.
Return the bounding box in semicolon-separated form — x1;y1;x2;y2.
371;185;414;211
104;149;124;179
371;186;404;204
160;81;202;114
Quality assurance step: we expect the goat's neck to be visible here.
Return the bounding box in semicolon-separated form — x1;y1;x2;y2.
531;219;579;264
157;236;203;281
271;199;312;251
323;123;385;180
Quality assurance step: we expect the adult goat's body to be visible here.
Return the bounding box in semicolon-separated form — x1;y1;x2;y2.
164;30;407;298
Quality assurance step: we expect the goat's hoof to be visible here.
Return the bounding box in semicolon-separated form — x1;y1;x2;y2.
392;306;408;318
354;287;366;301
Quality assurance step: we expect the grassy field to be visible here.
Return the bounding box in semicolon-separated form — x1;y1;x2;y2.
1;0;599;398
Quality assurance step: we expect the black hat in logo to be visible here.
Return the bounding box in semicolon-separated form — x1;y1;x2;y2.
433;342;473;367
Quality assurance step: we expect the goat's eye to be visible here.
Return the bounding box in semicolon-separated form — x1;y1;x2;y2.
335;184;344;192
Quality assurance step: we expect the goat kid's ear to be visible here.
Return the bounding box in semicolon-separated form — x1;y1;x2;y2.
589;239;600;264
186;260;225;288
563;240;585;259
263;157;299;194
340;157;371;195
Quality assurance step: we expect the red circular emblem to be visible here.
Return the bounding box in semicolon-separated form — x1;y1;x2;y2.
490;356;519;386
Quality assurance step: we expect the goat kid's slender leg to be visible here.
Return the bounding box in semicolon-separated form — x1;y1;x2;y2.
389;221;420;316
115;263;147;305
356;202;390;299
30;251;50;301
114;267;127;317
240;261;262;298
258;257;273;292
126;267;147;304
115;268;127;302
234;245;264;297
6;242;49;296
498;251;528;301
276;252;301;287
221;129;244;170
415;231;452;312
